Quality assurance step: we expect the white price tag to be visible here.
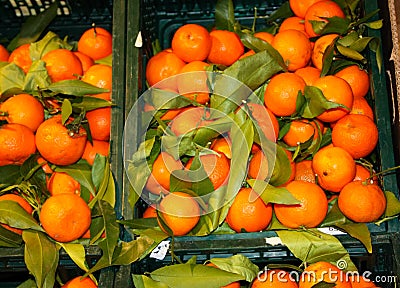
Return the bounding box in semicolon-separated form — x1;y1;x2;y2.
264;236;283;246
318;227;347;235
135;31;142;47
149;240;170;260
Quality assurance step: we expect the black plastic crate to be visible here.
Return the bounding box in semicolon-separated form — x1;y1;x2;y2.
0;0;128;287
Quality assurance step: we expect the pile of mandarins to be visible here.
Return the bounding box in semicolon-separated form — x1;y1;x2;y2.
140;0;390;237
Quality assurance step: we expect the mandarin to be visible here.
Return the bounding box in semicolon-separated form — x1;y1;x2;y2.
82;140;110;165
61;276;98;288
86;107;111;141
0;44;10;61
207;30;244;66
77;26;112;60
294;66;321;86
289;0;324;18
294;159;316;183
81;64;112;100
169;106;211;136
334;65;370;99
298;261;352;288
42;48;83;82
247;149;270;181
282;119;321;147
311;33;339;70
350;96;374;120
254;31;275;44
8;43;32;73
73;51;95;73
246;102;279;142
210;137;232;159
47;172;81;196
279;16;308;36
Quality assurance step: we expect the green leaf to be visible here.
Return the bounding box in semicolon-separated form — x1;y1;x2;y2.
265;1;293;23
0;63;25;94
119;218;158;230
336;45;366;62
15;279;37;288
61;99;73;124
224;49;284;91
335;223;372;253
0;224;23;247
248;179;300;205
30;31;73;61
132;275;169;288
23;60;51;92
215;0;236;31
91;155;107;191
0;165;21;187
209;254;259;282
0;201;42;231
90;156;115;208
71;96;112;112
58;243;89;272
383;191;400;217
23;230;59;288
7;2;58;51
368;37;382;74
55;161;96;194
127;160;151;208
309;17;350;36
269;144;292;186
302;86;348;118
47;80;108;96
150;263;245;288
349;37;374;52
276;229;357;270
364;20;383;30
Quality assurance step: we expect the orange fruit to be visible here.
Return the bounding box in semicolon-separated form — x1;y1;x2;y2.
271;29;312;71
37;156;54;174
40;193;91;242
142;205;157;218
353;164;377;184
42;48;83;82
311;33;339;70
264;72;306;116
145;151;183;194
145;49;186;89
85;107;111;141
0;123;36;166
312;146;356;192
81;64;112;101
0;44;10;61
226;187;273;233
35;115;87;166
169;106;211;136
207;30;245;66
0;93;44;132
0;194;33;235
185;152;230;190
299;261;352;288
350;97;374;120
282;119;322;147
246;102;280;142
210;137;232;159
239;50;256;59
313;75;353;123
289;0;324;18
77;26;112;60
8;43;32;73
331;114;378;159
338;181;386;223
348;275;377;288
176;60;210;104
274;180;328;228
304;0;346;38
294;159;316;183
73;51;95;73
47;172;81;196
143;102;183;121
205;263;241;288
82;140;110;165
247;149;269;181
171;23;211;62
279;16;307;36
61;276;97;288
294;66;321;86
334;65;370;99
254;31;275;44
252;269;299;288
157;191;200;236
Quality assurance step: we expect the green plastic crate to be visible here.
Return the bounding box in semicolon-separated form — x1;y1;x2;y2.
0;0;127;287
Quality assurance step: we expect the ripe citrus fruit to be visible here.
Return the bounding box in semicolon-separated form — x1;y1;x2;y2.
313;75;353;123
85;107;111;141
171;23;211;62
246;102;279;142
77;26;112;60
81;64;112;101
0;123;36;166
35;115;87;166
304;0;346;38
251;269;299;288
0;44;10;61
353;164;377;184
142;204;157;218
185;152;230;190
207;30;244;66
289;0;324;18
312;146;356;192
334;65;370;99
40;193;91;242
254;31;275;44
41;48;83;82
298;261;352;288
157;191;200;236
338;181;386;223
226;187;273;233
0;194;33;235
8;43;32;73
271;29;312;71
210;137;232;159
282;119;321;147
37;156;53;174
279;16;307;36
294;66;321;85
176;60;210;104
350;96;374;120
247;149;270;181
61;275;98;288
145;151;183;194
169;106;211;136
47;172;81;196
311;33;339;70
264;72;306;116
82;140;110;165
331;114;378;159
73;51;95;73
294;159;316;183
274;180;328;228
143;102;183;121
0;93;44;132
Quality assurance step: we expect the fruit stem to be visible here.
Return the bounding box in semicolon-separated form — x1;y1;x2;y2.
92;23;97;38
366;165;400;182
0;111;8;117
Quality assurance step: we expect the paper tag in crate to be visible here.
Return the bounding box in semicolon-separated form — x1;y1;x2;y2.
317;227;347;235
150;240;170;260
